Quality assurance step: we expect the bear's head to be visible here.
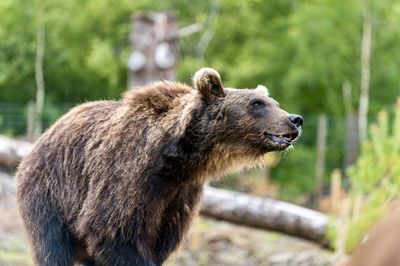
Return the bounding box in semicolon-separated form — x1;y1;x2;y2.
193;68;302;155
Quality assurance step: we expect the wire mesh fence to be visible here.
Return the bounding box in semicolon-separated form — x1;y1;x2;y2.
0;102;73;136
0;103;26;136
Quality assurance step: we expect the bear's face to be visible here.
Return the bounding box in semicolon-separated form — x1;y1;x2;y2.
221;86;302;153
193;68;302;154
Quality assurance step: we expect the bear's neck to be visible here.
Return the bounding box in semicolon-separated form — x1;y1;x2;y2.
195;143;263;182
171;131;262;183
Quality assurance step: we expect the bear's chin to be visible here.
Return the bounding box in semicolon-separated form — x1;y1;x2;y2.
270;142;292;152
254;140;293;154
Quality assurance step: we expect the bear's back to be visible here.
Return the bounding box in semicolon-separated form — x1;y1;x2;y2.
17;83;195;225
16;100;127;221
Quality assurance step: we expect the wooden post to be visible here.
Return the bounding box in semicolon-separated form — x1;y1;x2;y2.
335;197;350;263
330;169;342;216
314;114;328;207
128;12;178;88
342;81;358;168
26;102;35;142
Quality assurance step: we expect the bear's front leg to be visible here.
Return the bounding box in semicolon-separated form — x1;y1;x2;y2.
88;237;156;266
153;183;204;265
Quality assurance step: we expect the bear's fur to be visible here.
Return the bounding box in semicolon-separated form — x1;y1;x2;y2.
16;68;302;266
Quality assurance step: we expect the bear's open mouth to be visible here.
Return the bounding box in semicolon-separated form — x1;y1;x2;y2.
265;131;299;145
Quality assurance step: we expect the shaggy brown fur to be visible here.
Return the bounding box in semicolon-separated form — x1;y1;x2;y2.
16;68;302;266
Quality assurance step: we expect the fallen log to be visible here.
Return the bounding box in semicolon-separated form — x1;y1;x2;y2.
0;135;32;170
0;134;329;246
202;186;329;246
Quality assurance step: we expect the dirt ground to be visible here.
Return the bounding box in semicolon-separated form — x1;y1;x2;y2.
0;172;332;266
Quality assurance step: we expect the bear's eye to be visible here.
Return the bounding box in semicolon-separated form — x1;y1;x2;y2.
250;100;265;109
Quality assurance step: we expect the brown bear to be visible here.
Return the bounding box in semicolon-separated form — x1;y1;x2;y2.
16;68;302;266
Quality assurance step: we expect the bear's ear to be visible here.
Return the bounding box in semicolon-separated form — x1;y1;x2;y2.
193;68;226;101
255;85;269;96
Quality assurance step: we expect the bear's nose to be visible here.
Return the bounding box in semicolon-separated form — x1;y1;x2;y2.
288;114;303;128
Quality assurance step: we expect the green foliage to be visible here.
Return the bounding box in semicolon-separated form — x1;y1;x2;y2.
86;38;120;87
42;102;73;127
350;109;400;193
329;100;400;252
270;145;316;200
1;0;399;112
284;0;361;115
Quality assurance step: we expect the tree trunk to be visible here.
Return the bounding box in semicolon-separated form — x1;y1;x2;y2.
0;135;329;246
196;0;220;62
34;1;46;140
128;12;178;88
358;0;372;144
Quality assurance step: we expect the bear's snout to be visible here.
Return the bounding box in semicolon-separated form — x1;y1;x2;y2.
288;114;303;129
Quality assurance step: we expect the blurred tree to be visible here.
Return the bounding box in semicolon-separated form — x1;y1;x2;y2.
358;0;372;144
33;0;46;140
